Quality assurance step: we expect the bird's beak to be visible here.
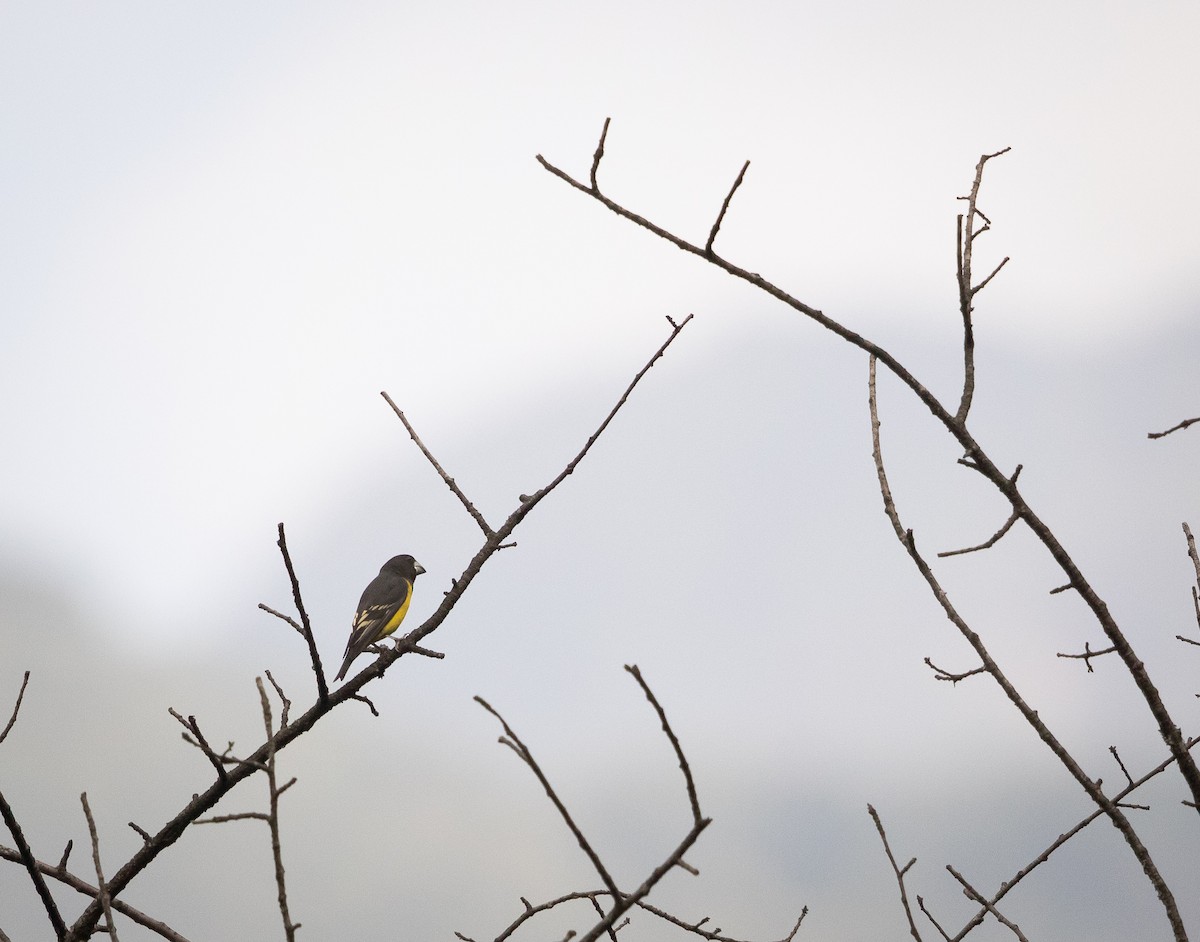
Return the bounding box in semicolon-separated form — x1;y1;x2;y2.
414;561;427;575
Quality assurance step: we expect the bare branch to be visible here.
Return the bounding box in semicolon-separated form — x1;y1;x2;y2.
0;671;30;744
539;129;1200;815
868;805;923;941
870;355;1187;939
80;793;118;942
1148;416;1200;439
380;391;494;537
273;523;328;702
625;664;703;826
706;160;750;256
475;695;623;902
0;791;67;938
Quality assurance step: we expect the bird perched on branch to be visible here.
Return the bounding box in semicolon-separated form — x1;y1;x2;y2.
336;554;426;681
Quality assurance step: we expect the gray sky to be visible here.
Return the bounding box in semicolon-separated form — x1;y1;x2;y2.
2;2;1199;940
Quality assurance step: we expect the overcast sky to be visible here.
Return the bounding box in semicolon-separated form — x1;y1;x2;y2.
2;2;1199;940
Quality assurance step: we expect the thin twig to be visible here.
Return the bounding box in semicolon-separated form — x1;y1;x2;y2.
706;160;750;256
257;603;302;635
918;896;952;941
938;467;1022;557
938;509;1019;557
274;523;328;702
1148;417;1200;439
81;793;118;941
475;696;623;903
264;671;292;728
0;671;30;744
380;391;494;537
868;805;922;941
625;664;703;826
1110;746;1134;788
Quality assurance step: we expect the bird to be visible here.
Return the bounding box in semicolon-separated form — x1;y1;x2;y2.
336;554;426;681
